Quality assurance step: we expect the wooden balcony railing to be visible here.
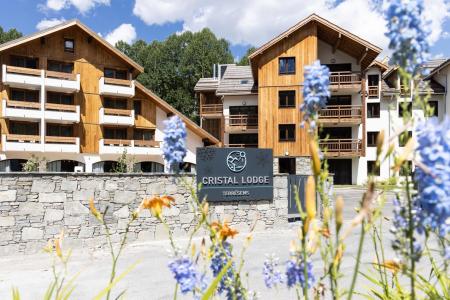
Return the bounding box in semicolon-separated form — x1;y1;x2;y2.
6;100;40;109
134;140;160;147
319;139;362;157
5;134;40;143
104;77;132;87
6;65;41;76
368;86;379;98
318;105;362;123
45;70;77;81
103;108;133;116
226;143;258;148
103;139;132;146
400;85;411;96
45;136;77;144
225;115;258;131
200;103;223;115
45;103;77;112
329;72;361;88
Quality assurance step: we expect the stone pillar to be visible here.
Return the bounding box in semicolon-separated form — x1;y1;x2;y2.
295;157;312;175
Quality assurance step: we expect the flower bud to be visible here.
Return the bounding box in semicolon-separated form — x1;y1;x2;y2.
309;140;321;176
305;176;316;220
376;130;385;158
335;196;344;233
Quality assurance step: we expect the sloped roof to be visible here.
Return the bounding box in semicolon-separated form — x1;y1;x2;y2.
194;78;219;92
0;19;144;73
418;79;445;95
135;82;220;145
369;60;389;71
423;58;450;80
216;65;257;95
249;14;382;75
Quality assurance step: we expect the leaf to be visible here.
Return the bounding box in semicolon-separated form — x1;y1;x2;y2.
92;260;140;300
11;287;21;300
201;260;232;300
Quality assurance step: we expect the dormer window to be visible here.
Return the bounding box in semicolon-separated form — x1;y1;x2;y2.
104;68;127;80
64;39;74;53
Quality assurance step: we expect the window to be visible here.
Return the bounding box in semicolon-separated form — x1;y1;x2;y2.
104;98;127;109
367;131;379;147
279;158;296;174
279;57;295;75
398;102;412;118
64;39;74;53
137;161;164;173
429;101;438;117
368;75;380;87
133;100;142;116
47;92;74;105
46;124;73;137
324;63;352;72
327;95;351;106
399;131;412;147
104;68;127;80
104;127;127;140
367;161;380;176
47;160;84;172
10;55;38;69
279;91;296;108
367;103;380;118
10;89;39;102
10;121;39;135
279;124;295;141
47;60;74;73
133;129;154;141
400;161;413;176
228;133;258;147
229;106;258;116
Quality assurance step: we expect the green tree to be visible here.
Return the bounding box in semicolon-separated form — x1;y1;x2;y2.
117;28;234;121
237;47;256;66
0;26;22;44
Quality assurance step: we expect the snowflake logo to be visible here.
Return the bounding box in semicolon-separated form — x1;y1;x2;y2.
226;151;247;173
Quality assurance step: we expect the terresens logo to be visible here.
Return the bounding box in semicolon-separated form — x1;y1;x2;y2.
226;151;246;173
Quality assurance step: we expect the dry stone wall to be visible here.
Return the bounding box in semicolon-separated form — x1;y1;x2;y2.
0;173;289;254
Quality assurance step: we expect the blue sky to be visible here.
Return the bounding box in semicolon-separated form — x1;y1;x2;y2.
1;0;449;61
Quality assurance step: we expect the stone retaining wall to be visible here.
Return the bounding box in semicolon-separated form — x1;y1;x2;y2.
0;173;288;254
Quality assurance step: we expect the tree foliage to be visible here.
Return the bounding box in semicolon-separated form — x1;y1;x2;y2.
117;29;234;121
237;47;257;66
0;26;22;44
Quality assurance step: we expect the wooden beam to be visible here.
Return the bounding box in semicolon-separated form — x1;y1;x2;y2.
358;48;369;65
332;33;342;53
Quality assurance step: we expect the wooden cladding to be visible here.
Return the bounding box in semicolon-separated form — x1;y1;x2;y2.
6;65;41;76
319;139;363;157
5;134;40;143
318;105;362;124
104;77;132;87
200;103;223;116
103;108;133;117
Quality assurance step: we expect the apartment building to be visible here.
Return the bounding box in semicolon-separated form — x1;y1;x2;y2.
0;20;218;173
195;14;447;185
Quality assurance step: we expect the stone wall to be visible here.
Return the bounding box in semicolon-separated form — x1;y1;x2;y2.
0;173;288;254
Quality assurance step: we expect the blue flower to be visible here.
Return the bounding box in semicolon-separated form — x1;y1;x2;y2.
285;255;315;289
384;0;430;75
262;254;284;288
301;60;330;129
162;115;187;170
168;256;207;295
415;117;450;238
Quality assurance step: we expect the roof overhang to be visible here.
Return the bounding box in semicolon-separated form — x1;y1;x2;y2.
423;59;450;80
135;82;220;146
249;14;382;79
0;19;144;75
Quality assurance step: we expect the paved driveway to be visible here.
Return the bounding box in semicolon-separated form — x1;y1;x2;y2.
0;187;428;300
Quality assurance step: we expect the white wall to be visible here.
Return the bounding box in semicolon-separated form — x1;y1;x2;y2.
318;39;361;72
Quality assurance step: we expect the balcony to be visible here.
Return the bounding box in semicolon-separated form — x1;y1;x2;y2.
2;99;42;120
329;72;361;92
99;77;135;98
44;136;80;153
2;134;42;152
400;85;411;97
44;70;80;93
318;105;362;125
225;115;258;133
2;65;42;89
368;86;379;98
99;107;135;126
200;103;223;117
319;139;363;157
2;65;80;93
99;139;161;155
44;103;80;123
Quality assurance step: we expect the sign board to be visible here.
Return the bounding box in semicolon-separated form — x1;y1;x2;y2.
196;148;273;202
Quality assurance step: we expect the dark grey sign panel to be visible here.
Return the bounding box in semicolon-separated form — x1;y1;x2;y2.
196;148;273;202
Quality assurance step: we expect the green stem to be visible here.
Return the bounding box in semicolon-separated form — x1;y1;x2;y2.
301;237;309;300
173;283;178;300
347;220;365;300
405;175;416;300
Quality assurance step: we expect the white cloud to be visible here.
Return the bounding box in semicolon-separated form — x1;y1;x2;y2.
36;18;66;31
104;23;137;45
133;0;450;57
43;0;110;14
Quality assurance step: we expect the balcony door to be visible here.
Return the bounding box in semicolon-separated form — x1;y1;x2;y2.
320;127;352;140
328;159;352;185
104;127;127;140
134;129;154;141
9;121;39;135
228;133;258;147
327;95;351;106
368;75;379;87
46;124;73;137
104;97;127;109
10;55;38;69
324;63;352;72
